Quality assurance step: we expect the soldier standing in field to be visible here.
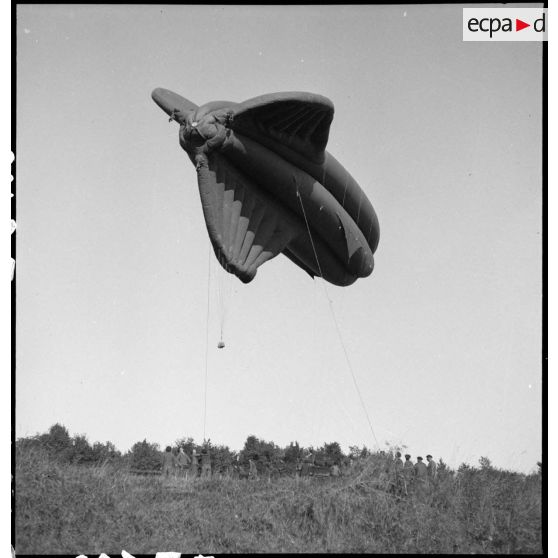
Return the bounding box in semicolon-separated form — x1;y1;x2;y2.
162;446;176;477
391;451;404;495
414;456;428;498
330;462;340;477
176;447;191;477
426;454;437;490
263;455;272;483
189;448;199;479
305;450;315;466
426;454;437;484
248;454;259;480
233;454;243;479
200;447;212;479
295;457;302;479
403;454;414;493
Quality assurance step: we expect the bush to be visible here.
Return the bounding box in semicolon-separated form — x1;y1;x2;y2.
128;440;161;471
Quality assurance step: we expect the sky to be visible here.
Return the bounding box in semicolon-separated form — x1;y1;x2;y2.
14;4;543;473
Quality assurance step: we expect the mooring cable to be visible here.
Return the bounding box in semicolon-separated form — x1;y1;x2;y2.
295;185;380;450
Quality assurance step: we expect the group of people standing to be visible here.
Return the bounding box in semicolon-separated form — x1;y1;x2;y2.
161;446;438;489
391;451;437;496
162;446;212;479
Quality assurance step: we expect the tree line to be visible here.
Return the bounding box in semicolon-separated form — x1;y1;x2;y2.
15;424;375;472
16;423;542;477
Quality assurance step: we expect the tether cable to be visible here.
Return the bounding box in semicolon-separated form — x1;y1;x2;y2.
203;243;211;441
295;184;380;450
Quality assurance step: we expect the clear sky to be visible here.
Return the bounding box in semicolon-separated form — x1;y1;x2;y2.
15;4;543;473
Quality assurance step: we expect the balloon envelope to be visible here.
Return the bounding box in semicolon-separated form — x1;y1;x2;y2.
152;88;380;286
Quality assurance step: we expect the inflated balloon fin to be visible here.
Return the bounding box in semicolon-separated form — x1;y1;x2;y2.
197;153;302;283
152;89;380;286
229;92;334;165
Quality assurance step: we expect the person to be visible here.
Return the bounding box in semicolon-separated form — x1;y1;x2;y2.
200;447;212;479
414;456;428;498
414;456;428;479
302;450;315;476
390;451;404;495
330;462;340;477
162;446;176;477
232;454;242;479
248;454;259;480
295;457;302;479
263;456;272;483
426;455;437;480
402;454;414;493
176;447;191;477
189;448;199;479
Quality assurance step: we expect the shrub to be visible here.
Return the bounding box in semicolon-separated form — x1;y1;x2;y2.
128;440;161;471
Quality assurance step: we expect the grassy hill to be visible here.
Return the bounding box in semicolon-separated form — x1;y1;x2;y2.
15;445;542;554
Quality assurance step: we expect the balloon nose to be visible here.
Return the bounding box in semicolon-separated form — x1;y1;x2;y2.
183;123;206;146
151;88;198;121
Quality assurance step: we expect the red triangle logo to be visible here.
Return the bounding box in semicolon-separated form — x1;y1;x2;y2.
516;19;530;31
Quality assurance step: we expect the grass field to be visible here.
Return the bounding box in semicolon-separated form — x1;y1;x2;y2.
15;446;542;554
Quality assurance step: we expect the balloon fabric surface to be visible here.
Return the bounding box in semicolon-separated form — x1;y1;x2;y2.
152;88;380;286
